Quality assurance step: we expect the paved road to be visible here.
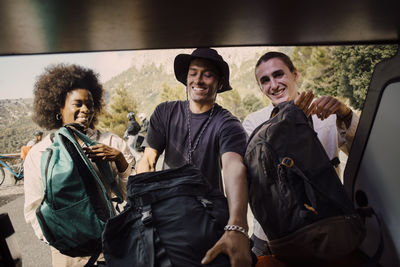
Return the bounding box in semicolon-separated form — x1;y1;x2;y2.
0;194;52;267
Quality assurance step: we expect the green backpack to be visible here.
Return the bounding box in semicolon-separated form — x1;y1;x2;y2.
36;124;123;261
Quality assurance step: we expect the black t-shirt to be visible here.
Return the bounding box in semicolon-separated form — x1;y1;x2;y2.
144;101;247;191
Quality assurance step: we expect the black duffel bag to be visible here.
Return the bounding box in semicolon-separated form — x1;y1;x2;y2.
102;164;231;267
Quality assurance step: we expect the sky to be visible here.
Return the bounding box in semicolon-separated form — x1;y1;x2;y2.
0;47;200;100
0;50;138;99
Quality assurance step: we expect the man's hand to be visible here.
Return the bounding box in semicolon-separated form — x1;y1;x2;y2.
204;152;252;267
294;91;352;122
136;147;159;173
311;95;352;121
201;230;252;267
294;90;314;117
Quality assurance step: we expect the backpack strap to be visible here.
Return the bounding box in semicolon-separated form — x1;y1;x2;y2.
258;139;320;214
330;157;341;168
83;246;102;267
357;207;384;267
65;125;124;203
288;162;355;214
154;228;173;267
141;204;173;267
289;163;320;213
247;101;314;147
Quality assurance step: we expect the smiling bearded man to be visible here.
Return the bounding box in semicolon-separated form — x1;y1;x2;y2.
137;48;252;267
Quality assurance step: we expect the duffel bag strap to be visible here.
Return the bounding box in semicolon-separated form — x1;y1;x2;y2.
141;204;173;267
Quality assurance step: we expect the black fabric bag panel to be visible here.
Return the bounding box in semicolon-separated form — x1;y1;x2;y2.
151;195;230;266
248;141;356;239
102;209;153;267
245;101;364;244
127;164;212;193
103;165;231;267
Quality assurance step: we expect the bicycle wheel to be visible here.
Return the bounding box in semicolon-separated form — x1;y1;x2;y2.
0;166;5;185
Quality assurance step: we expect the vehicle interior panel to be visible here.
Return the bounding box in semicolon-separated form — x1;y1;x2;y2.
0;0;399;55
344;50;400;266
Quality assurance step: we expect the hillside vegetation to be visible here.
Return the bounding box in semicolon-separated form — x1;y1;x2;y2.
0;99;43;154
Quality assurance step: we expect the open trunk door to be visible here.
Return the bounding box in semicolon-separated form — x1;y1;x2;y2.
345;47;400;267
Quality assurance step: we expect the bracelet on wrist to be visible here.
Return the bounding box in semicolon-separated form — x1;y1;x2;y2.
224;224;249;238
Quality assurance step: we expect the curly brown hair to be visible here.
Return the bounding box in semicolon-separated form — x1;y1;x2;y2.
32;63;104;130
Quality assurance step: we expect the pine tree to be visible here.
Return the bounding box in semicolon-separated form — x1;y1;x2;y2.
98;86;139;137
159;83;186;102
242;94;266;115
292;45;398;110
217;90;247;121
331;45;397;110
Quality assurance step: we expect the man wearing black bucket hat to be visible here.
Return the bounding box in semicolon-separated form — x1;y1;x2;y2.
137;48;252;267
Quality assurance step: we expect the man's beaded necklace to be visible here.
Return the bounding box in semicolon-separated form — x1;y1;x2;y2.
186;100;215;164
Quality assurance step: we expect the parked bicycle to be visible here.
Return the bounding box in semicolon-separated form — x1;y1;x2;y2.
0;155;24;186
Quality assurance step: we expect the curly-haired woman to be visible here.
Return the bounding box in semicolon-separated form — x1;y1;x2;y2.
23;63;135;267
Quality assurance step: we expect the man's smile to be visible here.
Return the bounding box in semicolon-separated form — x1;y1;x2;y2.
192;86;207;91
270;87;286;96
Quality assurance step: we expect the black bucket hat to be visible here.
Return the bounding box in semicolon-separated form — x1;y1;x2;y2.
174;48;232;93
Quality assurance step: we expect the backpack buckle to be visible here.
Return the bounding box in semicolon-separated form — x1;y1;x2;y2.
198;197;213;209
281;157;294;168
141;209;153;225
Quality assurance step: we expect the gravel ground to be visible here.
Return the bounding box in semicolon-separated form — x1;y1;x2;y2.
0;182;24;208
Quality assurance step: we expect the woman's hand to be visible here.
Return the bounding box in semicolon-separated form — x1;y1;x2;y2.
83;144;128;173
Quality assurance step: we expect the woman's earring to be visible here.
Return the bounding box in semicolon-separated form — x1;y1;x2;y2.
56;113;62;121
